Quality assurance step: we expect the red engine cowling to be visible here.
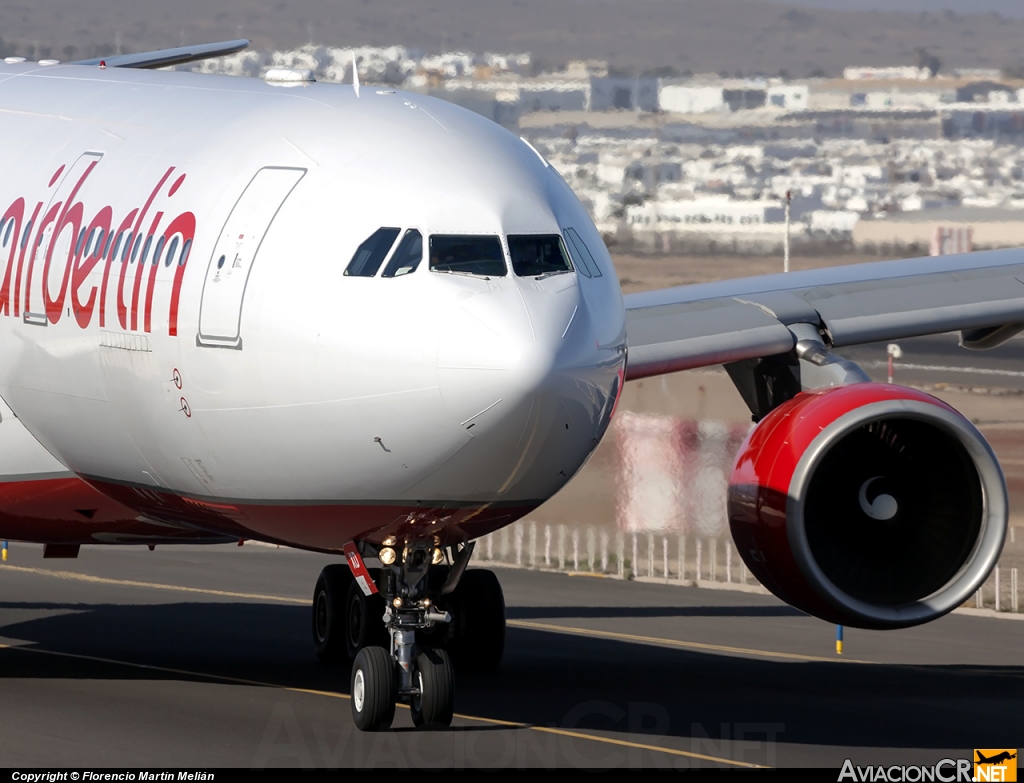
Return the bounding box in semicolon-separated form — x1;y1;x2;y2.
728;383;1007;629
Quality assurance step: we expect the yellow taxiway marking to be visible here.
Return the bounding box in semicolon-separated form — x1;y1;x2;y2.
507;619;870;664
0;642;762;768
527;726;761;765
0;564;309;605
0;642;346;700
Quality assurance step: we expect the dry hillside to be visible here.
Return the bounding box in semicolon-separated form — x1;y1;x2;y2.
5;0;1024;78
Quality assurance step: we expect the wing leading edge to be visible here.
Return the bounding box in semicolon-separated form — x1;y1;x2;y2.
624;247;1024;381
71;39;249;70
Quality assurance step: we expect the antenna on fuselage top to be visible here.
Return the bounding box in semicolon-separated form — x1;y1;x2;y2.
351;52;360;98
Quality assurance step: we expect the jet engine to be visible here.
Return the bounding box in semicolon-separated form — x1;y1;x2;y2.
727;383;1007;629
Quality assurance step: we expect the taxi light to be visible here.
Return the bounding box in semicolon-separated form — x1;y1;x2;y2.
393;597;403;608
431;547;444;565
379;547;396;565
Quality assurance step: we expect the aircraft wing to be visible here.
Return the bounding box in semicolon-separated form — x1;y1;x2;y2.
624;247;1024;380
70;39;249;70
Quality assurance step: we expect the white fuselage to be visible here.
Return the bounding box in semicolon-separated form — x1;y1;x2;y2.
0;62;626;550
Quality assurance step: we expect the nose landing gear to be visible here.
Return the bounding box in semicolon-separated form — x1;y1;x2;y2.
353;538;460;731
314;538;503;732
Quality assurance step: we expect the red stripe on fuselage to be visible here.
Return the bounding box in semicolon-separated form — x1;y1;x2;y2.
83;478;536;552
0;474;536;552
0;475;223;545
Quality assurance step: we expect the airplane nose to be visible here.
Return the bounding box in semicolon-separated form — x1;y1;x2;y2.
426;277;617;502
436;281;573;431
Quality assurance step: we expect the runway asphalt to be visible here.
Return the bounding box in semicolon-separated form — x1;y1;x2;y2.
0;543;1021;769
842;332;1024;389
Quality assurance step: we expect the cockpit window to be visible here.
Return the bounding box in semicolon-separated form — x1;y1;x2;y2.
345;227;400;277
429;235;506;278
563;227;603;278
381;229;423;278
507;234;573;277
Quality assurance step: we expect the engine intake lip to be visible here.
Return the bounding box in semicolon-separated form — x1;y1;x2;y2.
787;398;1007;629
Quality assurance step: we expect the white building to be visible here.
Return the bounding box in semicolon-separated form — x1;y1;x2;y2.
419;51;474;78
658;84;725;114
843;66;930;81
850;89;944;111
766;84;808;111
440;76;591;115
480;52;531;75
809;210;860;235
518;81;590;112
589;76;659;112
953;68;1003;80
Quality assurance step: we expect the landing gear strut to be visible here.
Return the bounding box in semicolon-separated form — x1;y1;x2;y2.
313;538;504;731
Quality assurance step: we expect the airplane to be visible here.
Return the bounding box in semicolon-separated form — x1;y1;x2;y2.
976;751;1017;765
0;38;1014;732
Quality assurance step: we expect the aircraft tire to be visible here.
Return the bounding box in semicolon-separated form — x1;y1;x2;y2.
411;647;454;729
351;646;397;732
312;564;354;664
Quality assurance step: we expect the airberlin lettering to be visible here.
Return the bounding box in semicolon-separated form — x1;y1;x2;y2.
0;162;196;336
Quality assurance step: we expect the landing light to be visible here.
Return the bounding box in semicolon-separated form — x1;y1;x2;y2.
379;547;397;565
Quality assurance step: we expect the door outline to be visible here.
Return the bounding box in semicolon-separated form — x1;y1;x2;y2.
197;166;306;349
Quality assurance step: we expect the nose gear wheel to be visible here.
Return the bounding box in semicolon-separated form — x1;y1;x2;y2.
410;648;454;728
351;646;396;731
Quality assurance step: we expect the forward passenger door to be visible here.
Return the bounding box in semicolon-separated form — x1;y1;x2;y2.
197;167;305;348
